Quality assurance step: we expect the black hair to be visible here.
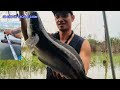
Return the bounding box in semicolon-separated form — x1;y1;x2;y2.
52;11;73;16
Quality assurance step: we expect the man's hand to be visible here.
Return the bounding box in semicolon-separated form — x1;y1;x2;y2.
13;33;22;39
4;29;22;39
52;71;66;79
4;29;13;35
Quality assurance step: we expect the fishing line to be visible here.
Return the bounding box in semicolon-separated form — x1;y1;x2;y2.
4;34;18;60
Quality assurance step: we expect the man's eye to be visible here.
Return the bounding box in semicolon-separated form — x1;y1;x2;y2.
55;15;59;19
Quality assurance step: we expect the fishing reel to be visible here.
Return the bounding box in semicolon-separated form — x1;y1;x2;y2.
1;32;10;43
1;33;21;45
4;33;8;40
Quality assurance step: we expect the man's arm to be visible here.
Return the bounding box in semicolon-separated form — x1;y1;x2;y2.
80;40;91;75
4;27;22;39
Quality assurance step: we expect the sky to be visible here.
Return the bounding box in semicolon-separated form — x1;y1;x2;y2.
0;11;120;41
38;11;120;42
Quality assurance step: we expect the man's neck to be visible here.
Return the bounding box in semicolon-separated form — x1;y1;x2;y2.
59;30;72;43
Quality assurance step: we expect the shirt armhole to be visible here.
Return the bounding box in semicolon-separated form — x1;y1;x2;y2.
75;38;85;54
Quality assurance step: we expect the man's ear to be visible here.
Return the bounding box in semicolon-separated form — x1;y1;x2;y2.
71;15;75;22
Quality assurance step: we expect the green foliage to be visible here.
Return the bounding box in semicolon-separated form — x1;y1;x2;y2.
0;56;46;79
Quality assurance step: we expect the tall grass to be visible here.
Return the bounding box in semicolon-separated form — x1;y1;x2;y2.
0;49;120;79
112;53;120;65
91;52;120;66
0;55;46;79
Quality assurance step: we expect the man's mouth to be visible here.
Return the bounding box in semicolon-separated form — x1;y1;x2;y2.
58;23;66;26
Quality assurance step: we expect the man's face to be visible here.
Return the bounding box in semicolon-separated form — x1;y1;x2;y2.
54;12;75;32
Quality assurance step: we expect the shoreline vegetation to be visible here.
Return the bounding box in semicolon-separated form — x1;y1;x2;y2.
0;55;46;79
0;45;120;79
0;52;120;79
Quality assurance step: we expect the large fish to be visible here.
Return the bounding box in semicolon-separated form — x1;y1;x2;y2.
25;11;90;79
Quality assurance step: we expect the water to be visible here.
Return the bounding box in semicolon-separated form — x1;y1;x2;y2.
0;69;46;79
0;21;21;29
0;32;21;60
16;64;120;79
87;64;120;79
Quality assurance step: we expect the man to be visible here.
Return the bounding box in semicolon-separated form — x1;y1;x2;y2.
15;11;91;79
46;11;91;79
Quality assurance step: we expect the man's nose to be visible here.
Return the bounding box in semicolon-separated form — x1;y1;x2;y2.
57;17;65;22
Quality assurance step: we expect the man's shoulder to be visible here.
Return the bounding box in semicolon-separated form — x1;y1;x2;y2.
74;34;85;42
51;31;59;38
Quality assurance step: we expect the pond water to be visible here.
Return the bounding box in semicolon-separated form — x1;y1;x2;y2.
0;32;21;60
87;64;120;79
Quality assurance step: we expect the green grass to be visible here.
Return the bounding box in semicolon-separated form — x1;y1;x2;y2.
0;55;46;79
91;52;120;66
90;52;108;67
0;46;47;79
0;49;120;79
112;53;120;65
89;52;120;79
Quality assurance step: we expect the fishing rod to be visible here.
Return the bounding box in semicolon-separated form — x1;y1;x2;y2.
5;11;18;60
102;11;116;79
4;31;18;60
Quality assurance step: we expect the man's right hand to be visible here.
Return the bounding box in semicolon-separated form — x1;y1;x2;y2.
52;71;66;79
4;29;13;35
4;29;22;39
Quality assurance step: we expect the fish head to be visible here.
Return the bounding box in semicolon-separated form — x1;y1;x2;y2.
26;11;41;49
27;11;46;40
27;11;39;37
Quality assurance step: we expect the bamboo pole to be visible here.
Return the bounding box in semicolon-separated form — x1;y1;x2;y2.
102;11;116;79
